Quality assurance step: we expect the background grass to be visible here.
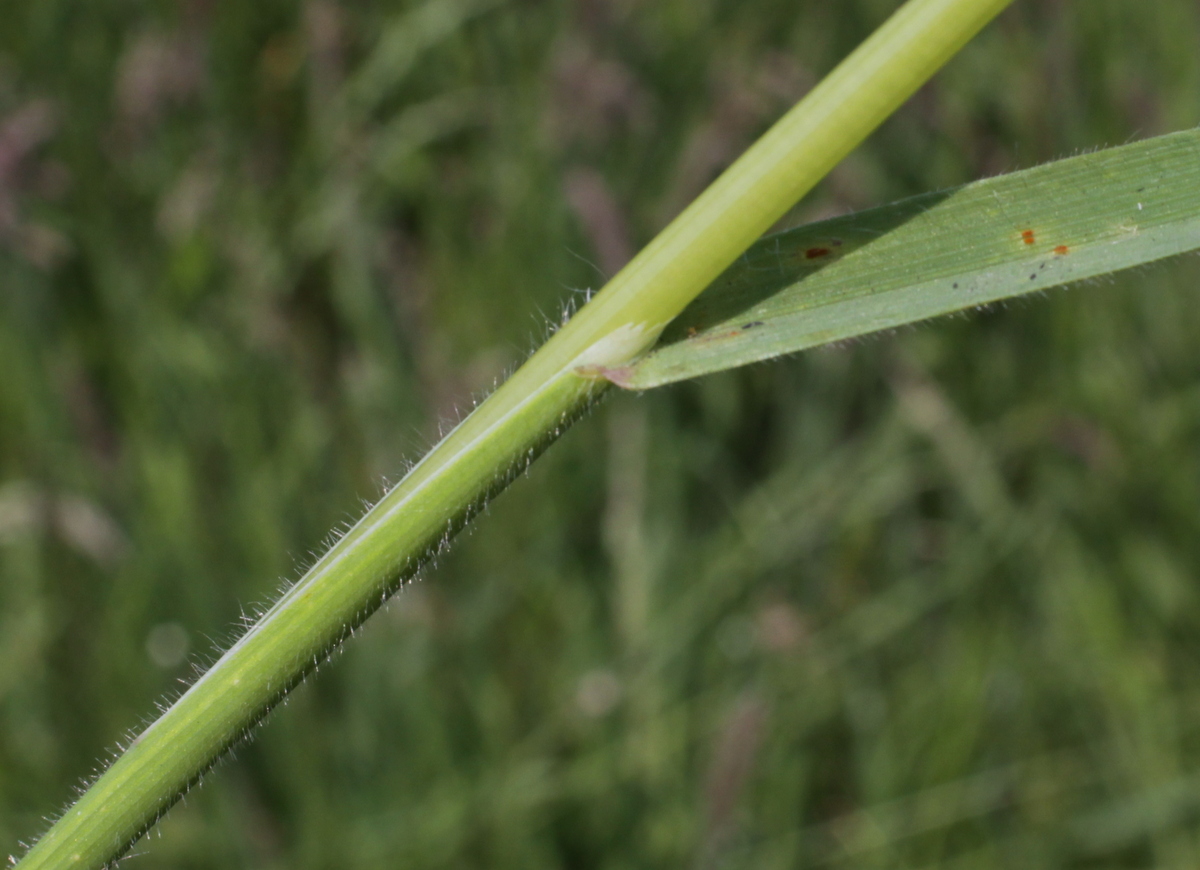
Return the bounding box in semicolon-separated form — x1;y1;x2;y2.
2;0;1200;867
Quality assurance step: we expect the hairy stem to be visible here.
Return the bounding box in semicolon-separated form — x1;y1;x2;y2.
16;0;1013;866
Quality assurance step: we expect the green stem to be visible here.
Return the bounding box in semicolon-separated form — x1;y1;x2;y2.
16;0;1012;866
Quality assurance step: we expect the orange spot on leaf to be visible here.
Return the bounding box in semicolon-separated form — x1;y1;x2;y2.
1054;245;1070;255
1021;229;1036;245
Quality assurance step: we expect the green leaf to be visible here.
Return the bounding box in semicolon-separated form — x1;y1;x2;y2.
609;129;1200;390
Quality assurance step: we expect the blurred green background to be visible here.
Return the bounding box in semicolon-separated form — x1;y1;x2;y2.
3;0;1200;867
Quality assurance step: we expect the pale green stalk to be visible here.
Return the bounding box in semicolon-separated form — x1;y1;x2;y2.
16;0;1012;866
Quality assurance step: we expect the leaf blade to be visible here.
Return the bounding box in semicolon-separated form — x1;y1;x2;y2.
616;129;1200;390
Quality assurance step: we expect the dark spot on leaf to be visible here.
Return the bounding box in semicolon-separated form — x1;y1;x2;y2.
805;247;831;259
740;321;764;330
